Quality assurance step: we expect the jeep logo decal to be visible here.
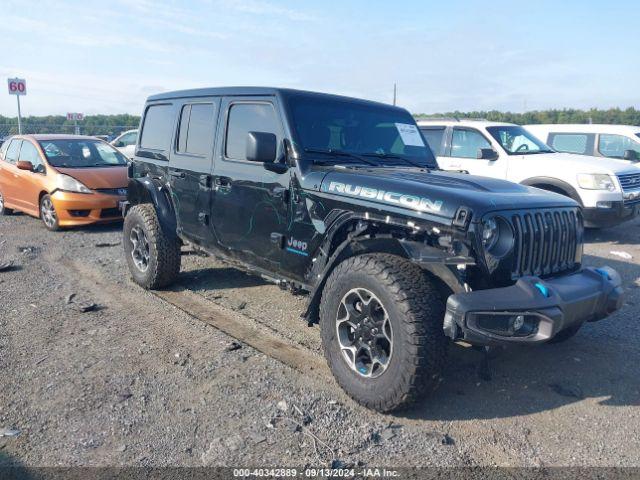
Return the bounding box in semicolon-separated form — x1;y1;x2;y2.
327;181;443;213
287;236;308;252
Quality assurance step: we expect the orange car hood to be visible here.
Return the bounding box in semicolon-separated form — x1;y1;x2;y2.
56;166;128;189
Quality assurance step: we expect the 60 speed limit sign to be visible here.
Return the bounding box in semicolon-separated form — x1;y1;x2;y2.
7;78;27;96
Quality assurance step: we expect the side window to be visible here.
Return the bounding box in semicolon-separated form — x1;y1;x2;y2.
225;103;280;161
177;103;216;156
419;128;446;156
18;141;43;170
5;140;22;164
598;134;640;158
451;128;491;159
139;104;174;153
119;132;137;146
549;133;593;154
0;140;9;160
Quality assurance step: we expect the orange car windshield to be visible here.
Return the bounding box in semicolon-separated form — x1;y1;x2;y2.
39;139;128;168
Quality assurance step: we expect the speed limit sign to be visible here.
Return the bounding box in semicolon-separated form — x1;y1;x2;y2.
7;78;27;96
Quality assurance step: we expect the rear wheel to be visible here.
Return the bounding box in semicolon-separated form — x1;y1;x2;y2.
123;204;181;289
40;194;60;231
320;253;448;412
0;191;13;215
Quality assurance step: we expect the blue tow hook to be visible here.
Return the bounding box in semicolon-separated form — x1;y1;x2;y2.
534;282;550;298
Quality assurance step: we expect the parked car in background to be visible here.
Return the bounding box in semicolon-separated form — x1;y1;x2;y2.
0;135;128;230
110;129;138;158
418;119;640;228
525;124;640;162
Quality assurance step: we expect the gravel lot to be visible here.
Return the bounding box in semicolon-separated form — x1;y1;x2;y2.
0;211;639;468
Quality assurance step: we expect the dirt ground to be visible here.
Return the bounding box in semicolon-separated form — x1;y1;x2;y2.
0;211;639;468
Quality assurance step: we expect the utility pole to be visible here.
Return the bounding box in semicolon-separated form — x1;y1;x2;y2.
393;83;397;106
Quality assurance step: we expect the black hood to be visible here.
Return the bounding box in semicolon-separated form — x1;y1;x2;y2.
311;167;577;220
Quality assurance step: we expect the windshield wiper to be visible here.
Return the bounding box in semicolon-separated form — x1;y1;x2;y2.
305;148;380;167
361;152;429;169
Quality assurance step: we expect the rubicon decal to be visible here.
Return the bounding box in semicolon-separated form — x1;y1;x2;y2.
326;182;443;212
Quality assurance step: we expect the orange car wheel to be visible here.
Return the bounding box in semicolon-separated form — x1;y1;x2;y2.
40;194;60;231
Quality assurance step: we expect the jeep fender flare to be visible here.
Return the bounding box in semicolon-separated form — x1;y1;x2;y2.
520;177;583;206
127;177;178;238
302;215;470;324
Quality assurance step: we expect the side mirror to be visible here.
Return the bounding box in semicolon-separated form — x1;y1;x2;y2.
113;141;123;148
623;149;638;161
477;148;499;161
16;160;34;171
246;131;277;163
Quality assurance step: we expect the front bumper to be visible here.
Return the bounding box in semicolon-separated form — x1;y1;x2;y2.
444;267;623;346
583;201;640;228
51;190;126;226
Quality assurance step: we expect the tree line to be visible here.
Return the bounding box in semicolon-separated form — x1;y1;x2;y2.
1;107;639;135
414;107;640;125
0;114;140;136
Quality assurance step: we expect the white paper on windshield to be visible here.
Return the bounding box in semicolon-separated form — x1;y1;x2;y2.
395;123;425;147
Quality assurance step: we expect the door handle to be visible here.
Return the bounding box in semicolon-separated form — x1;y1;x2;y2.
169;171;185;179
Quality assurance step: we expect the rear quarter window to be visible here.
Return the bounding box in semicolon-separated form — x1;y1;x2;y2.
549;133;593;154
4;140;22;163
139;104;174;152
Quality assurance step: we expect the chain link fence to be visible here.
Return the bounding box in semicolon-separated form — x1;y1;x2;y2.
0;124;138;141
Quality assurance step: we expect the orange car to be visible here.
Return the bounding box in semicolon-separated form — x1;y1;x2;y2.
0;134;128;230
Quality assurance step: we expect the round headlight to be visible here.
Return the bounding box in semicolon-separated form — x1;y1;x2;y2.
481;218;499;250
481;216;514;258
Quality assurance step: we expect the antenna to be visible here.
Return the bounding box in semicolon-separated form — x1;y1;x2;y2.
393;83;397;106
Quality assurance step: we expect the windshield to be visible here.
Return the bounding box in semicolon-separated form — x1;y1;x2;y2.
486;126;554;155
286;95;437;168
38;139;128;168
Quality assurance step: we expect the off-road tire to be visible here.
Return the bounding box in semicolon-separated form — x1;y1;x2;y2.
123;203;181;289
320;253;448;412
548;323;582;343
40;194;60;231
0;190;13;215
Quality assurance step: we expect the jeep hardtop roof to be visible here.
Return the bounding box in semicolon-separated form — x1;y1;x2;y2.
146;87;403;111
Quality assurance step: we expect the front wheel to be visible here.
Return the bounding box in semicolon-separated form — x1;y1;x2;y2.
0;191;14;215
40;194;60;231
123;204;181;289
320;253;448;412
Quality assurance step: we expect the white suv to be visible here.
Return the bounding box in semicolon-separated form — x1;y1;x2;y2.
525;124;640;162
110;129;138;159
417;119;640;228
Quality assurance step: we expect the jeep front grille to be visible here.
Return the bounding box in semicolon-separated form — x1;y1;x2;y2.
510;209;582;278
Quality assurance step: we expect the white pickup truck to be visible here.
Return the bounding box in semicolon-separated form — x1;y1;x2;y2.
418;119;640;228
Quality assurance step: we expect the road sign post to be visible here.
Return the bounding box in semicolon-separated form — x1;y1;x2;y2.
7;78;27;134
67;113;84;135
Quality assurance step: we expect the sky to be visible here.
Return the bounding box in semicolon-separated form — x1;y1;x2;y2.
1;0;638;117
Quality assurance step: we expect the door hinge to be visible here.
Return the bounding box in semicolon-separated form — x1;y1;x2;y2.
198;212;210;225
270;232;284;248
199;174;212;189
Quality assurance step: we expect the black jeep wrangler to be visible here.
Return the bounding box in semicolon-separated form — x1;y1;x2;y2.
122;87;623;412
